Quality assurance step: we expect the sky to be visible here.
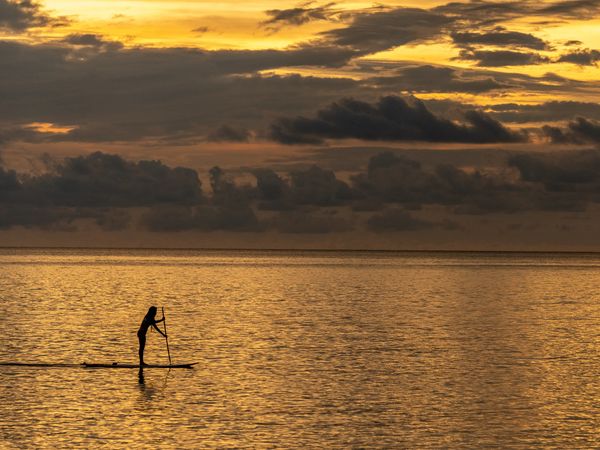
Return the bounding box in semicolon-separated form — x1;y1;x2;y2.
2;0;600;250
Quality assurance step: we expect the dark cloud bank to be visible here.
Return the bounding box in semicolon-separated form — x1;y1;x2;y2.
269;96;526;144
2;149;600;233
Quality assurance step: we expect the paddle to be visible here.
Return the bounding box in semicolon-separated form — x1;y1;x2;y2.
162;306;172;366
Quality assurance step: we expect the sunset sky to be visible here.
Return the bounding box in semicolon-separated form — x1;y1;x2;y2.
2;0;600;250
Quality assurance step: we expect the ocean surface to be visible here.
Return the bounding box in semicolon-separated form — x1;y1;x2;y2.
0;248;598;448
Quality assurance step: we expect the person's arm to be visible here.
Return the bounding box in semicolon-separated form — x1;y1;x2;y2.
152;323;167;337
155;317;165;323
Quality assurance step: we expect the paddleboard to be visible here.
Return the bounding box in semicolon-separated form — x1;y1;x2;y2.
82;362;197;369
0;362;79;367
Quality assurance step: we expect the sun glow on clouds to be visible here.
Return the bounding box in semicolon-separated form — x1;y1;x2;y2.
25;123;76;134
1;0;599;150
34;0;600;86
39;0;450;49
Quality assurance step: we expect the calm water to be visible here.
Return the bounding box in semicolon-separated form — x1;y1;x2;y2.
0;249;599;448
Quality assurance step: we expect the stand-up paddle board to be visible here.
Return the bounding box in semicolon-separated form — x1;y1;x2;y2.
0;362;80;367
0;362;197;369
83;362;197;369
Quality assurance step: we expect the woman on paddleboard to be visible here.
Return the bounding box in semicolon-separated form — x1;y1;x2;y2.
138;306;166;366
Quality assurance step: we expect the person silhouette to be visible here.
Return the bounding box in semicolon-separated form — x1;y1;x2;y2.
137;306;166;366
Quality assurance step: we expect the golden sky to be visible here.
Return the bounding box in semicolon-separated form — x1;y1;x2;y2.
2;0;600;148
40;3;594;50
2;0;600;248
38;0;600;78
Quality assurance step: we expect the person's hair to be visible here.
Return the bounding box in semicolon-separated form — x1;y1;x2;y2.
147;306;157;318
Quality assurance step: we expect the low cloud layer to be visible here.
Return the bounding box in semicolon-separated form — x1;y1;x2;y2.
509;150;600;191
3;149;600;233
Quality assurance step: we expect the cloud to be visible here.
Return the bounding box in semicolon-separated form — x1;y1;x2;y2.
0;153;261;231
541;124;575;144
15;152;204;207
538;0;600;18
359;60;600;99
289;165;355;206
0;40;369;143
435;0;600;23
509;150;600;192
542;117;600;144
1;26;599;146
207;125;252;142
251;164;356;210
490;101;600;123
433;1;528;25
37;207;132;231
349;151;546;214
0;123;48;144
254;1;600;64
557;49;600;65
272;0;600;58
370;65;510;94
320;7;453;53
0;205;79;230
262;2;340;30
252;168;295;211
450;28;548;50
457;49;550;66
253;168;287;201
0;166;20;201
207;45;360;73
5;150;600;232
307;0;600;59
568;117;600;142
208;166;256;210
269;95;526;144
0;0;68;31
61;33;123;51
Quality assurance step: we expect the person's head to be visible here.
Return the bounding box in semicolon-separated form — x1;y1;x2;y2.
147;306;157;318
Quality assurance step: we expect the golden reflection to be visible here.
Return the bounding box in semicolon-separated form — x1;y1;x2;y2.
0;250;599;446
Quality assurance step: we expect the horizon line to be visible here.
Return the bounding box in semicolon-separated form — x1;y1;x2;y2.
2;246;600;255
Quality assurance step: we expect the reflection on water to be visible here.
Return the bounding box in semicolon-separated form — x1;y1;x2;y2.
0;249;599;448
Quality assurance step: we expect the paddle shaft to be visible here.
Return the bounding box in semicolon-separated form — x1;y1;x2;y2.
162;306;172;365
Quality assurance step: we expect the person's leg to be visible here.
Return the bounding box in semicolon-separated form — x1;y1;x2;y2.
138;333;146;366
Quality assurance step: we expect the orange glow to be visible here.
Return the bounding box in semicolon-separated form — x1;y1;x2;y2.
25;122;77;134
20;1;595;108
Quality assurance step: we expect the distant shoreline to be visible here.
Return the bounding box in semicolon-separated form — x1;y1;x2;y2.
2;246;600;256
